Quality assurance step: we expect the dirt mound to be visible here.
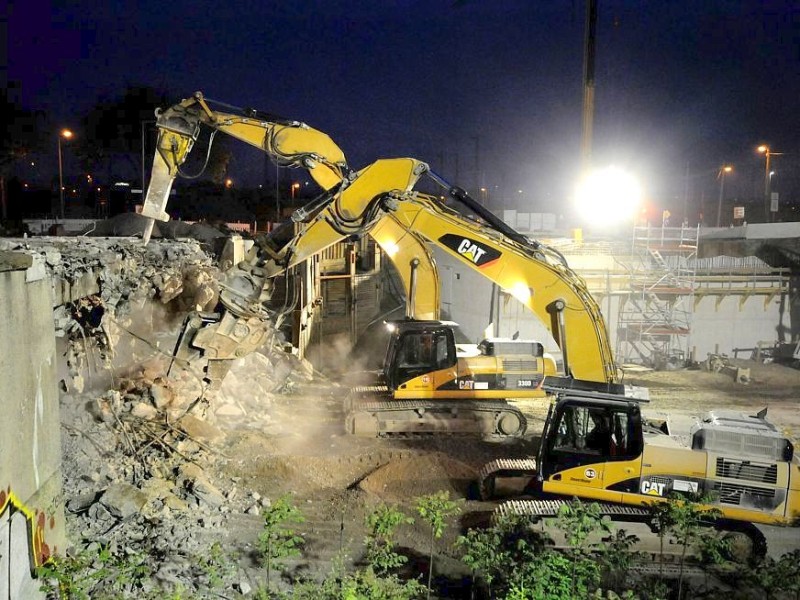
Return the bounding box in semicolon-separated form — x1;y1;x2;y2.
359;452;476;501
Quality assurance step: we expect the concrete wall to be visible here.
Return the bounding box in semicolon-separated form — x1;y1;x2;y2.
690;295;783;359
0;253;65;600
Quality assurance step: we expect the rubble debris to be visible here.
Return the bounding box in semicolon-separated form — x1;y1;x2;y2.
66;491;100;514
177;414;224;444
58;368;272;593
100;483;149;519
131;402;159;420
14;232;370;593
704;353;751;384
0;237;220;395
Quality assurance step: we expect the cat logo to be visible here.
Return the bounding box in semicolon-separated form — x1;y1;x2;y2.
641;480;666;496
458;380;474;390
457;239;488;264
438;234;501;268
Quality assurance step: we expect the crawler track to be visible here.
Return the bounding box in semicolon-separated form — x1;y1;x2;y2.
496;498;651;520
492;498;767;564
345;387;527;439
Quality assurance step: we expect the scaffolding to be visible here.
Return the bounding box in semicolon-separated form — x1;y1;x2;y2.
616;224;699;367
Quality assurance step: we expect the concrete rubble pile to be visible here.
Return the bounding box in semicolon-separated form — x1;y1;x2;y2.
3;233;318;594
66;353;318;593
0;236;222;393
59;366;267;594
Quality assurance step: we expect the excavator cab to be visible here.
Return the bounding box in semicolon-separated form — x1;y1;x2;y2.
538;397;644;482
383;320;457;390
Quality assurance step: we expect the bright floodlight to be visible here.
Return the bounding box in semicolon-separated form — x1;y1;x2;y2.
574;166;642;226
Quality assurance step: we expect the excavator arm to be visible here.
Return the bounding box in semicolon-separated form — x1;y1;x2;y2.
140;91;348;244
141;93;440;392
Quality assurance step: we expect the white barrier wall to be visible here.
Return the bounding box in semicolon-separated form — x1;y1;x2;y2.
0;253;65;600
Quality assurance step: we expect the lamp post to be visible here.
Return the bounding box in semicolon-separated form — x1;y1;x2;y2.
758;145;783;221
716;164;733;227
58;129;74;219
291;182;300;200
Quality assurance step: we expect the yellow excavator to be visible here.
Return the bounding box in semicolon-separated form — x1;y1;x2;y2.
482;390;798;557
140;93;800;544
346;319;554;437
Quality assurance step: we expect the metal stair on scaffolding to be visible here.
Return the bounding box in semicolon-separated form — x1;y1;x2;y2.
617;224;699;368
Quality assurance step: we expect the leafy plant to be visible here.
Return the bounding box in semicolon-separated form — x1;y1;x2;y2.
457;511;551;599
36;550;101;600
633;576;670;600
414;491;462;599
508;550;581;599
365;503;415;574
196;541;237;591
648;494;722;600
745;549;800;600
648;500;675;581
590;590;641;599
555;498;611;596
36;545;152;600
600;529;642;593
258;494;306;593
456;524;510;597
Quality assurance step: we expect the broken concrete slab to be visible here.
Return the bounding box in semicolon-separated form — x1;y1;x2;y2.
100;483;149;519
150;380;176;409
66;491;100;514
177;414;224;444
193;479;226;508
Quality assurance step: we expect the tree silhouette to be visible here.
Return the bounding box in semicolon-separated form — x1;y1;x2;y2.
76;85;169;184
0;85;45;219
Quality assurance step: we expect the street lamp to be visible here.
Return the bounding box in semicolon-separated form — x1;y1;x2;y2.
716;164;733;227
291;182;300;200
58;129;74;219
758;145;783;221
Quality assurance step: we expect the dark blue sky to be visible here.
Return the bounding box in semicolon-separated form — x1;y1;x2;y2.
8;0;800;216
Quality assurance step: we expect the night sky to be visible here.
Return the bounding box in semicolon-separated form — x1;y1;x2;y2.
8;0;800;220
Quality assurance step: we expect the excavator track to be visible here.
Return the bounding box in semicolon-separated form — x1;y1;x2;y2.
345;387;527;439
493;499;767;563
478;458;538;500
496;498;651;520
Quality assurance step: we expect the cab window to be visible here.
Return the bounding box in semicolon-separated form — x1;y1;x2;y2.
549;404;641;461
393;330;455;385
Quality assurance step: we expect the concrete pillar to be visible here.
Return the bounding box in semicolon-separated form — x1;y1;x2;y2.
0;252;65;600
